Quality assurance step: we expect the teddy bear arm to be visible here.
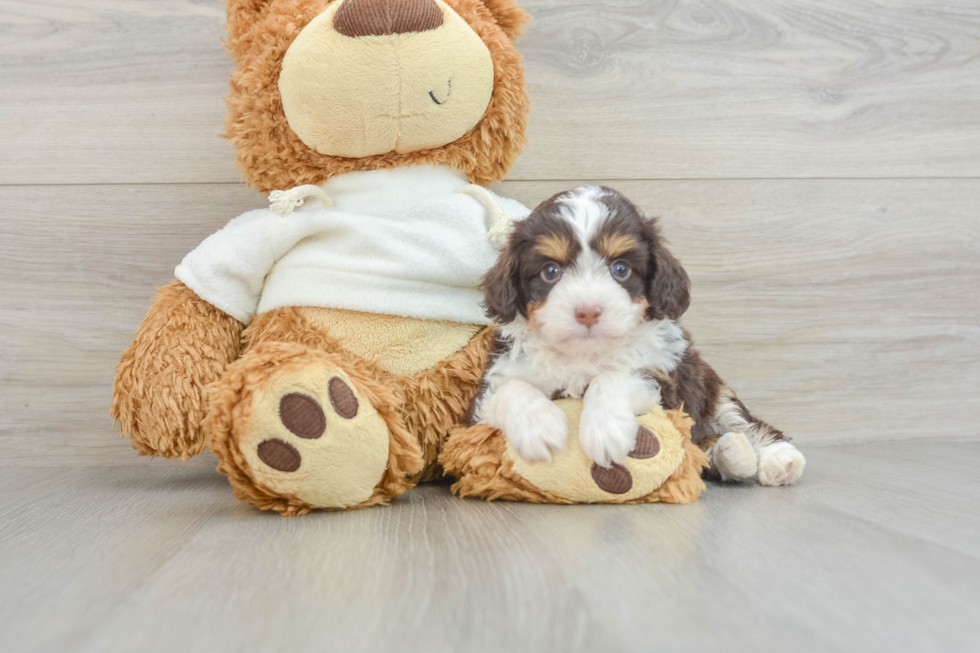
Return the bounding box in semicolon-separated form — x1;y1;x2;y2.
111;280;244;459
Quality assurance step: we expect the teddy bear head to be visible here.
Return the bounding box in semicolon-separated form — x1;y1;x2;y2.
225;0;531;192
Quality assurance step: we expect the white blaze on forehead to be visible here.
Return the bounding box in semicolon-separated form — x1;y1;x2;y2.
550;186;618;277
555;186;611;244
568;247;610;280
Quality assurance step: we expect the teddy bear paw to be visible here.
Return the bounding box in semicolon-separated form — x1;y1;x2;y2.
209;344;416;513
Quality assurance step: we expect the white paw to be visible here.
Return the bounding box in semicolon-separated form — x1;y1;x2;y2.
503;397;569;463
579;405;638;468
758;442;805;486
713;431;758;481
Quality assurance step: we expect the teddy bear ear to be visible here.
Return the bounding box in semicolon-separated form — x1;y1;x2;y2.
480;0;531;41
226;0;275;54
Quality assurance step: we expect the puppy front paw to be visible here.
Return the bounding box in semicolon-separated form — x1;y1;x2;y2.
758;442;805;486
503;397;569;463
579;405;638;468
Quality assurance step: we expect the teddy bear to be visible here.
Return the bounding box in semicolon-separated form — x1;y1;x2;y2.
112;0;707;515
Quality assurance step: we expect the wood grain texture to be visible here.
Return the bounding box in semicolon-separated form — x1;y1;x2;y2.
2;3;977;651
2;0;980;185
0;181;976;466
3;441;979;653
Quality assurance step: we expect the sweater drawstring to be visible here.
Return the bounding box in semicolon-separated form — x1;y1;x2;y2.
456;184;513;249
268;185;334;217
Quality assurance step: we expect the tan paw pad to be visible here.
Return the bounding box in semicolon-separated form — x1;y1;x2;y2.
256;438;302;472
279;393;326;439
628;427;661;459
590;462;633;494
241;369;390;510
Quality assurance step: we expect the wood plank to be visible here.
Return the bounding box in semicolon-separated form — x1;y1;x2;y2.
3;442;980;652
0;180;976;466
0;0;235;186
2;0;980;185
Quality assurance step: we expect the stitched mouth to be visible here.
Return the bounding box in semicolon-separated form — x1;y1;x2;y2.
429;78;452;105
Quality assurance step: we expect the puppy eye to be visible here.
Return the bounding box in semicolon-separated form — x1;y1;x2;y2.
541;263;562;282
610;260;632;280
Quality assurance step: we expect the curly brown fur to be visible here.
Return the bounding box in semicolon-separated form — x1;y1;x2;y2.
227;1;276;58
393;326;496;481
440;422;573;503
479;0;530;40
639;410;707;504
206;341;423;516
224;0;530;192
111;281;243;459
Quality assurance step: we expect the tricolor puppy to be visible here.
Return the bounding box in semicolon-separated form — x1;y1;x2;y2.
471;186;805;486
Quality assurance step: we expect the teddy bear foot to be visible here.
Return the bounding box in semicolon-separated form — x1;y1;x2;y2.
441;401;708;505
207;342;423;515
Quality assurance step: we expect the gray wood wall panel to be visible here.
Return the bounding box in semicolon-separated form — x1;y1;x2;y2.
2;181;976;466
0;1;978;465
1;3;977;648
2;0;979;185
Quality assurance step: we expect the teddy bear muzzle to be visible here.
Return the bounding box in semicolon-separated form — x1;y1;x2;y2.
278;0;496;159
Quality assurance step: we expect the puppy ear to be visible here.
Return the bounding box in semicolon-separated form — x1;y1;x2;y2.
480;0;532;41
482;245;522;323
645;221;691;321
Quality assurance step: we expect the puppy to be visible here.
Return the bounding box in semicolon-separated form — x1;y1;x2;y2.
469;186;805;486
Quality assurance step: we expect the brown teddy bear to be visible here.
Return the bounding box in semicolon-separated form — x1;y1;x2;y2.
112;0;707;515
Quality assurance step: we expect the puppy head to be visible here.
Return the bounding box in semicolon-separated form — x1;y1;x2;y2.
483;186;690;345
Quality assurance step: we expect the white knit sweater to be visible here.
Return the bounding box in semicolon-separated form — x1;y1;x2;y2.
175;165;530;325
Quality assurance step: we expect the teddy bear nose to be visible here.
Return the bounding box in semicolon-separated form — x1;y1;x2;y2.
334;0;444;38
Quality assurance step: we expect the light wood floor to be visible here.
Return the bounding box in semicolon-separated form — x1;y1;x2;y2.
3;441;979;653
1;1;979;651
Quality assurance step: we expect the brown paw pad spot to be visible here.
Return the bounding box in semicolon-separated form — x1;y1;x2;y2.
628;427;661;460
257;438;301;472
328;377;359;419
590;462;633;494
279;393;326;439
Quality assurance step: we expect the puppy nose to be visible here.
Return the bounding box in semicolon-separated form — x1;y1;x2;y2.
575;305;603;328
334;0;444;38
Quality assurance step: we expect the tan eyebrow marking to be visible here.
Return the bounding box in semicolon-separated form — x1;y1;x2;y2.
596;232;639;259
534;234;572;262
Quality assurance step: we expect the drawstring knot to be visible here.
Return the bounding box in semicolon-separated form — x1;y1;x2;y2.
456;184;513;248
268;185;334;217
